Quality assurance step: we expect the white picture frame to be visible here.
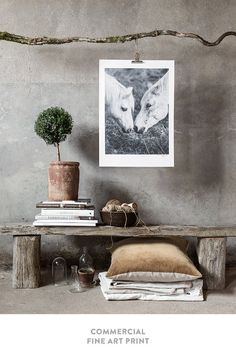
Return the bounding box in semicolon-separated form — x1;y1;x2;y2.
99;60;174;167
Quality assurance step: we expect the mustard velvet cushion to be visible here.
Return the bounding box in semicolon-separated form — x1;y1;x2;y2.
106;237;202;282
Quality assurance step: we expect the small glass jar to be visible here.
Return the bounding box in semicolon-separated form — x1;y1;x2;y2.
79;247;95;288
79;246;94;270
68;265;85;293
52;257;67;286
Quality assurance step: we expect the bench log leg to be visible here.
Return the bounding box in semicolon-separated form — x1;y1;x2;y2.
13;235;41;289
197;237;226;290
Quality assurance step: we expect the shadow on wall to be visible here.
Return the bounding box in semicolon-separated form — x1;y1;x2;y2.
95;178;136;207
69;125;99;165
173;81;226;188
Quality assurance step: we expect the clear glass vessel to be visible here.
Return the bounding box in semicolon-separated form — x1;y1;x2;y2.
79;246;94;270
68;265;86;293
52;257;67;286
79;247;95;288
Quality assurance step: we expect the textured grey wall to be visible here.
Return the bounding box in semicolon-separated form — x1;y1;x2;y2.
0;0;235;267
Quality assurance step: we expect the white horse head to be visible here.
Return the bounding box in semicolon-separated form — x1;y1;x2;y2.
105;73;134;133
134;72;169;133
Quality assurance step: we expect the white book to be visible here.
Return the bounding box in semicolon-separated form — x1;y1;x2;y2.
41;209;94;216
35;219;98;224
35;214;95;220
42;200;91;205
33;221;97;227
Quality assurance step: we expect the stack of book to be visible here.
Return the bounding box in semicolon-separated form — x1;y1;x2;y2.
33;199;98;227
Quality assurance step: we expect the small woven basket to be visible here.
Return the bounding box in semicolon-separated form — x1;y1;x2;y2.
100;211;138;227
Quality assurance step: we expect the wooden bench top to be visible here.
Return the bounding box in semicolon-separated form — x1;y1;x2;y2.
0;223;236;237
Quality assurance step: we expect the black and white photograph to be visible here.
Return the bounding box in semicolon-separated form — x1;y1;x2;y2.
99;60;174;167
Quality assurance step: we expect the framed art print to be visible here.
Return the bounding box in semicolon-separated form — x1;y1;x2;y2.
99;60;174;167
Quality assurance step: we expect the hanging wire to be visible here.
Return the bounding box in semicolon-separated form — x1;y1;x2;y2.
132;38;143;63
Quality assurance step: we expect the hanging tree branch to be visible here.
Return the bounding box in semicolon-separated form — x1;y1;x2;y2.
0;29;235;46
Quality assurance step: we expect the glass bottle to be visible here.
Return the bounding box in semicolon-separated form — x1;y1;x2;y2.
68;265;85;293
52;257;67;286
79;246;94;270
79;247;95;288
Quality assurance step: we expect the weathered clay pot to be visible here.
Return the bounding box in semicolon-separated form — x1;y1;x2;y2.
48;161;80;201
78;268;95;288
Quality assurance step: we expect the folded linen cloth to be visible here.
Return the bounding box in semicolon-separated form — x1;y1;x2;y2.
98;272;204;301
111;280;193;289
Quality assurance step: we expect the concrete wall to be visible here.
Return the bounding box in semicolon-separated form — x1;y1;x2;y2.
0;0;236;267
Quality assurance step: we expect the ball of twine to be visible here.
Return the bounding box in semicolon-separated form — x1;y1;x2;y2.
106;203;121;212
106;199;121;206
102;199;120;212
128;202;138;212
121;203;133;213
102;199;138;213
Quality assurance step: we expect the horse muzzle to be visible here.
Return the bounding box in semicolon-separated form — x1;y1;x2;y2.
134;125;145;134
122;127;133;133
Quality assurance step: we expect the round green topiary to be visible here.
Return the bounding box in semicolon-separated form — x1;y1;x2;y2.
34;106;73;161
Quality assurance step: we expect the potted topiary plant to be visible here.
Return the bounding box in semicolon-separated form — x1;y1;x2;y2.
34;106;79;201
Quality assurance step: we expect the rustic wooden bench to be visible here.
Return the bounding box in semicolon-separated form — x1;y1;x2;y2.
1;224;235;290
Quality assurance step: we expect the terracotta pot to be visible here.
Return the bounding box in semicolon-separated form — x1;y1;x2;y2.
48;161;80;201
78;268;95;288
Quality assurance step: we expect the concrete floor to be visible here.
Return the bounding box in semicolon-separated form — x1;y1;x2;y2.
1;267;236;314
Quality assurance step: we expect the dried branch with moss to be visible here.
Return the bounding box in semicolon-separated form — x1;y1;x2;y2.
0;29;235;46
